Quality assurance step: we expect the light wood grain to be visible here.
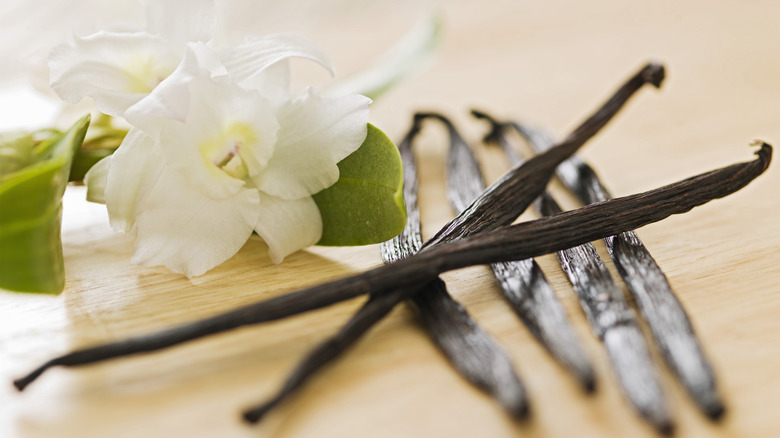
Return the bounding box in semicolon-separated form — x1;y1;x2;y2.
3;1;780;437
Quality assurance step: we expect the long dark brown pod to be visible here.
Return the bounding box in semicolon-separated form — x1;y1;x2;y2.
383;117;528;417
506;119;725;420
254;62;665;417
16;64;680;387
14;142;770;392
12;62;672;391
242;289;414;424
474;111;672;432
244;118;528;423
410;279;529;416
242;124;426;424
418;112;595;391
536;194;671;433
421;62;665;248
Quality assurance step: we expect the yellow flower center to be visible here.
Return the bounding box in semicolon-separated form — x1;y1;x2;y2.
199;123;258;180
125;53;177;93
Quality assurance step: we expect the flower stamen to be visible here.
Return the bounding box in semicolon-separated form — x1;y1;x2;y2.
216;149;237;168
220;149;249;180
200;123;258;181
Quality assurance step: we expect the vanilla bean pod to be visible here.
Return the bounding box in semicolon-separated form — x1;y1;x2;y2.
245;61;666;416
382;117;528;417
475;111;672;432
507;119;725;419
244;120;527;422
422;63;664;248
540;195;672;432
12;63;670;390
242;125;425;424
242;289;414;424
14;142;770;392
418;112;595;391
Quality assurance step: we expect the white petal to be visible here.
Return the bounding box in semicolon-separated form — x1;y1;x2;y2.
238;59;291;106
124;42;225;135
0;0;142;86
254;88;370;199
219;34;334;92
132;167;260;277
49;31;181;117
154;74;278;199
142;0;215;45
104;128;164;232
84;155;111;203
254;192;322;264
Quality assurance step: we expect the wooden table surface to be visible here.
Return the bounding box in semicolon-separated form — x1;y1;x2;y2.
3;1;780;437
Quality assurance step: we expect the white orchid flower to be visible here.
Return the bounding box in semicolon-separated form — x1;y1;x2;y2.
86;44;370;276
53;0;398;276
48;0;333;118
48;0;213;117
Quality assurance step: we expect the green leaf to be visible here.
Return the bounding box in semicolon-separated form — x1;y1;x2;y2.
69;145;119;182
0;115;91;293
313;123;406;246
69;115;126;182
0;131;44;177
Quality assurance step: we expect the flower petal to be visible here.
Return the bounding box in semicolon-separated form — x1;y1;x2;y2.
124;42;226;136
132;166;260;277
157;74;278;199
238;59;291;106
49;31;181;117
103;128;164;232
254;88;370;199
254;192;322;264
84;155;111;204
219;34;334;93
142;0;215;46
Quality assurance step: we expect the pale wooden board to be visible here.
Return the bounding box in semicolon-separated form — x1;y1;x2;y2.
3;1;780;437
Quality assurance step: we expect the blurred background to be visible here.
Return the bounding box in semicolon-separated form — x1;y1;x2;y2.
2;1;779;437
